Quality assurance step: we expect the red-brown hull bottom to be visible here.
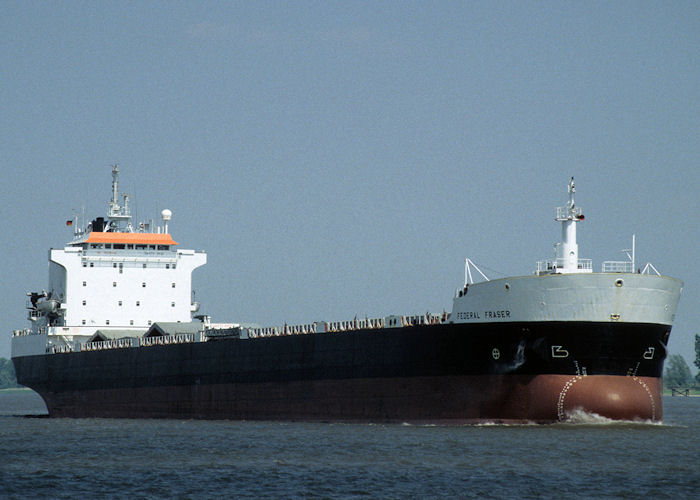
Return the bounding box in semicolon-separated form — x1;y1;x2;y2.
41;374;662;423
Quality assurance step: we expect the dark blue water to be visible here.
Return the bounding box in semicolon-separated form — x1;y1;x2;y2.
0;390;697;499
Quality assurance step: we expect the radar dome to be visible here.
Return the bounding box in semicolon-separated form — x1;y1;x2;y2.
161;209;172;221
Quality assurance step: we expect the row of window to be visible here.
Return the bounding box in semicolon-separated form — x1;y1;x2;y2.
82;262;176;270
82;300;176;307
88;243;171;250
81;319;155;326
82;281;177;288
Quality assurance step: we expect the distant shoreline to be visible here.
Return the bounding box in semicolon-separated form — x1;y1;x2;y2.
0;387;30;393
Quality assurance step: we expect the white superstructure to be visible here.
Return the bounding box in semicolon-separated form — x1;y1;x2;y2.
12;166;206;356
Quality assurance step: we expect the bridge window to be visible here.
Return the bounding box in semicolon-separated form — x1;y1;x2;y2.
114;244;125;249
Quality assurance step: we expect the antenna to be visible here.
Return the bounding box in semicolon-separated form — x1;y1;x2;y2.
161;209;172;234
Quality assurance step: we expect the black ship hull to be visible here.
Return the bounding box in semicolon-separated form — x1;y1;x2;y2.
13;321;670;422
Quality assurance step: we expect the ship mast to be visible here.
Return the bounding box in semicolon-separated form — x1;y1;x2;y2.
553;177;589;274
107;164;133;232
110;164;119;216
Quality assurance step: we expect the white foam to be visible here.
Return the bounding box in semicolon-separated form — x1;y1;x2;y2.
560;407;661;426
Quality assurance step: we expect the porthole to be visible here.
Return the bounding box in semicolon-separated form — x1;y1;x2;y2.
505;283;510;291
615;279;624;287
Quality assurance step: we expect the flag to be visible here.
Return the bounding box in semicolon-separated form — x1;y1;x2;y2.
66;220;73;226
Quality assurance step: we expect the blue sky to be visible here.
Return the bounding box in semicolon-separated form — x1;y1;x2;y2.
2;1;699;369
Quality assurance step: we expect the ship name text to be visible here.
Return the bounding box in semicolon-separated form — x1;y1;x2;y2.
456;310;511;320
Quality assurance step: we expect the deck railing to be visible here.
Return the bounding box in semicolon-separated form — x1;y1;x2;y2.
602;261;634;273
42;312;447;354
536;258;592;273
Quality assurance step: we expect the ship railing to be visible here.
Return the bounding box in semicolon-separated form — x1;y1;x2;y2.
602;260;634;273
138;333;196;347
83;337;137;351
536;258;592;273
536;259;555;272
247;322;318;338
286;323;317;335
556;205;582;220
247;326;282;338
401;314;443;326
17;326;48;336
326;317;385;332
246;313;445;339
12;328;34;337
48;344;75;354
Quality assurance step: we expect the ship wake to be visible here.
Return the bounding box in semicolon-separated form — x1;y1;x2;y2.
559;408;661;426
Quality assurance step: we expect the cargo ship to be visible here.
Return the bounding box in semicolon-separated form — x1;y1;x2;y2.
11;167;682;422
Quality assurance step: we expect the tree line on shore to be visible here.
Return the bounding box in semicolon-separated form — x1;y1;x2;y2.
0;358;19;389
663;334;700;389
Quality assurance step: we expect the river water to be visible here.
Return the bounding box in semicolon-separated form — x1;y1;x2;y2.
0;390;697;499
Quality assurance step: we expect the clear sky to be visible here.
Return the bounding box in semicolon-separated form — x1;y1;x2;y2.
2;1;699;369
